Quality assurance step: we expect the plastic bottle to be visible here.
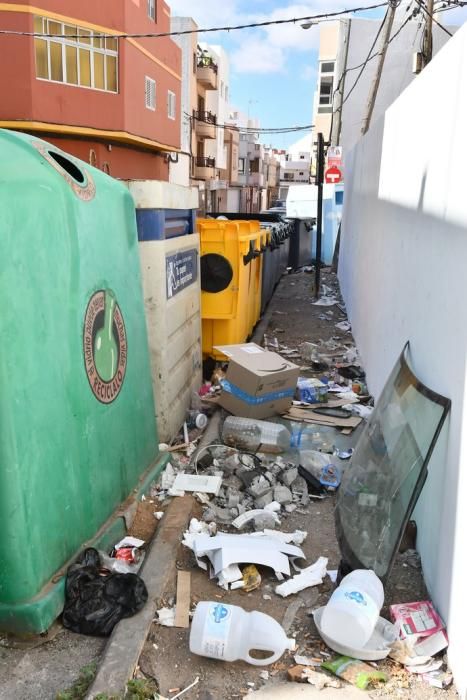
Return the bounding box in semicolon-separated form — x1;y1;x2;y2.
222;417;291;453
190;601;295;665
321;570;384;649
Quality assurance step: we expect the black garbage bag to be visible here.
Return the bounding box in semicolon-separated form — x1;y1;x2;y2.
62;547;148;636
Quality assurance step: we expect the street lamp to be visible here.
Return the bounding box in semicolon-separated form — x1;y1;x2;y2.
300;20;317;29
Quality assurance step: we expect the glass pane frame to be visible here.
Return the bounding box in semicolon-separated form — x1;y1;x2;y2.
335;343;451;583
33;15;118;93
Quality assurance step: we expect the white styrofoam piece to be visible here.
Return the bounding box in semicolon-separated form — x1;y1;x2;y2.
172;473;222;496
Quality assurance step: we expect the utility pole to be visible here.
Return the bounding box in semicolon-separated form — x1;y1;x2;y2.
422;0;434;66
332;19;352;147
314;132;325;299
361;0;400;136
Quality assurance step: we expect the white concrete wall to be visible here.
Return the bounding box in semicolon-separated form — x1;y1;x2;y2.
339;24;467;696
337;17;456;155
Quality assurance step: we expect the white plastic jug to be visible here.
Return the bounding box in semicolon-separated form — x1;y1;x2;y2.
190;601;295;665
320;570;384;649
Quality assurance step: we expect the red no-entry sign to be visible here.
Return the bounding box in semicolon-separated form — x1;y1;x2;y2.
325;165;343;184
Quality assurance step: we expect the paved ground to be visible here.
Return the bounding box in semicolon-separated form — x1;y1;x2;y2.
0;630;105;700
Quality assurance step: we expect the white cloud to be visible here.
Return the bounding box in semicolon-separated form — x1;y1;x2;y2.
168;0;388;76
231;39;286;73
167;0;241;27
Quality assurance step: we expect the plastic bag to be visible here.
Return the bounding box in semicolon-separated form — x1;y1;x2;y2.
321;656;387;690
62;548;148;636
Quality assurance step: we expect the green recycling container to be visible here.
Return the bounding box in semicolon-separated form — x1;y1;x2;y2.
0;130;166;634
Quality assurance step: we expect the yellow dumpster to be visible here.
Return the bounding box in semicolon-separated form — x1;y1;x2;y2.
198;218;261;359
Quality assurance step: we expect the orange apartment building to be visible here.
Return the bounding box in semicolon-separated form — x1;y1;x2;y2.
0;0;181;179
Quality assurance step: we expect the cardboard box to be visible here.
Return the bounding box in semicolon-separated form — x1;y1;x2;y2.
389;601;445;640
215;343;300;419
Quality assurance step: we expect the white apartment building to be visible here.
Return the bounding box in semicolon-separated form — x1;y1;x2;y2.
278;134;312;201
311;17;456;161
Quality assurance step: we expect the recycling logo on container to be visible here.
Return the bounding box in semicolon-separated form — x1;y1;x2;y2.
83;289;127;404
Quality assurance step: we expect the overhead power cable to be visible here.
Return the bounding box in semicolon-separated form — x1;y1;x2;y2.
338;7;390;110
332;8;415;116
0;2;388;39
186;112;313;134
413;0;454;33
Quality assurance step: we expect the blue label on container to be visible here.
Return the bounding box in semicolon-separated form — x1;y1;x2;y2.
166;249;198;299
202;603;232;659
345;591;367;605
220;379;294;405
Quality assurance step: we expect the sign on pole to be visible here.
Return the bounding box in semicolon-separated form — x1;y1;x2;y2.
324;166;343;184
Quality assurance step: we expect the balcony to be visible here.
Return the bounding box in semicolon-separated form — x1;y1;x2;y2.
194;110;217;140
194;156;216;179
249;172;265;188
197;59;218;90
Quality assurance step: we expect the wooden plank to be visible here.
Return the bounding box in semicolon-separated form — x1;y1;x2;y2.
174;571;191;628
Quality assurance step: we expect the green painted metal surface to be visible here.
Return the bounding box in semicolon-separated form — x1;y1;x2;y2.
0;130;163;633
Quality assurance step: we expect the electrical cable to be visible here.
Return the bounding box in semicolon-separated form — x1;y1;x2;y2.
0;3;389;39
187;112;314;134
331;5;415;127
339;6;390;110
413;0;454;34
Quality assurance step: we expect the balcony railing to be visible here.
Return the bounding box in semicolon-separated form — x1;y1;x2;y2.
193;110;217;125
195;156;216;169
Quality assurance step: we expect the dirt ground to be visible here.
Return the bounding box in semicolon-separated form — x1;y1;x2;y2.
0;269;457;699
139;269;458;700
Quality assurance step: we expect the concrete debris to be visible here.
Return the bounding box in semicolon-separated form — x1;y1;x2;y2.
279;466;298;487
274;485;293;505
232;509;281;530
160;463;176;490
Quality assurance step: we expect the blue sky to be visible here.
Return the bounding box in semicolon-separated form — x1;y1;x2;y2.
167;0;388;148
168;1;465;148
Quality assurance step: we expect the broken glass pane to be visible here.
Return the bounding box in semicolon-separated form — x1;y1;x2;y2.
335;344;450;581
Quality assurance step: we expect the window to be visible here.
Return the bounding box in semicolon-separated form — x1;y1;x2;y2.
250;158;260;174
321;61;335;73
167;90;176;120
318;60;335;114
147;0;156;21
145;76;156;110
318;75;334;113
238;157;245;174
299;171;304;176
225;86;229;102
33;16;118;92
193;52;197;74
300;155;305;159
283;172;294;181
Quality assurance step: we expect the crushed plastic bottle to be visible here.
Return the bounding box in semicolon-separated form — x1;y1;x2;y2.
190;601;295;665
222;417;291;453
